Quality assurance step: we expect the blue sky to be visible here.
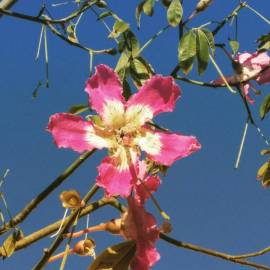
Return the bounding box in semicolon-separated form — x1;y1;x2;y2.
1;1;270;269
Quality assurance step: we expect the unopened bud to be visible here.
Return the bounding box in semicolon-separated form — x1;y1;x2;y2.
105;219;122;234
160;220;172;233
73;238;96;256
59;190;84;209
196;0;213;12
161;0;171;7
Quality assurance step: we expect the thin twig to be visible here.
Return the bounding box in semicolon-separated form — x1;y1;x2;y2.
170;2;246;77
234;118;249;169
233;246;270;259
0;0;98;25
44;26;49;88
0;197;122;256
138;25;170;55
212;2;246;36
45;18;115;54
32;184;100;270
175;63;270;88
244;3;270;25
35;25;45;60
0;150;95;236
160;233;270;270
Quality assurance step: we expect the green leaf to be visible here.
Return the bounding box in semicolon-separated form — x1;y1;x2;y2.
196;29;210;75
109;20;130;39
130;57;154;87
88;240;136;270
135;1;145;29
167;0;183;27
229;40;239;55
115;51;130;81
124;31;140;57
97;11;112;20
66;24;78;43
90;115;104;127
257;160;270;188
95;0;107;8
0;230;23;258
68;104;90;115
143;0;155;16
123;79;132;100
201;28;215;54
260;93;270;120
32;81;43;98
257;32;270;51
178;30;197;74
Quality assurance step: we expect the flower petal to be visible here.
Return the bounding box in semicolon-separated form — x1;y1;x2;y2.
135;161;160;205
249;51;270;67
96;148;138;197
235;52;252;64
85;65;126;127
136;129;201;166
240;83;254;104
135;175;160;205
47;113;111;152
121;198;160;270
126;75;180;125
257;68;270;85
131;246;160;270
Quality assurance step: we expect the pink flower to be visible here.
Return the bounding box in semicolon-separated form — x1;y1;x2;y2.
48;65;201;197
212;51;270;103
120;197;160;270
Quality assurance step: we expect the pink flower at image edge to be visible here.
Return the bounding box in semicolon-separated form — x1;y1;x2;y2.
212;51;270;104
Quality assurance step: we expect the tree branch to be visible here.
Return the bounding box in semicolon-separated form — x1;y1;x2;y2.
160;233;270;270
0;0;98;24
170;2;246;77
45;19;116;54
174;63;270;89
0;150;95;236
0;197;123;257
32;184;99;270
0;0;18;9
212;2;246;36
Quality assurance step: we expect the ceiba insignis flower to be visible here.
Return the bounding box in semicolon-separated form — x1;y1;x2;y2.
48;65;201;197
213;51;270;103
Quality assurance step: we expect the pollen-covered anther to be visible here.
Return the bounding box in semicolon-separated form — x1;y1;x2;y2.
110;156;121;167
122;134;133;146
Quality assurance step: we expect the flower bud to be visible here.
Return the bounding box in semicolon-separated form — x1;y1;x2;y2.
105;219;122;234
59;190;84;209
196;0;213;12
73;238;96;256
160;220;172;233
